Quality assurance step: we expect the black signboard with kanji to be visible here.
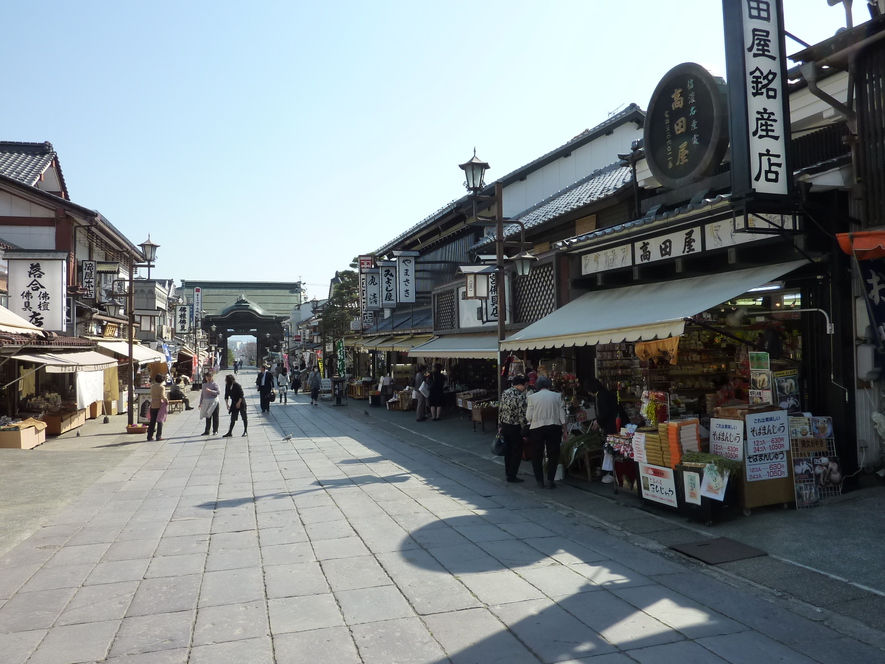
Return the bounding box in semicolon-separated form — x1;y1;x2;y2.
644;62;729;190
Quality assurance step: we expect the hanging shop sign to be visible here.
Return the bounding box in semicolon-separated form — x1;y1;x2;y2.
193;287;203;324
581;245;632;276
7;256;66;330
857;258;885;351
643;62;729;190
358;255;375;271
364;269;381;311
638;463;678;508
394;252;418;304
379;263;397;308
745;409;789;482
82;260;97;299
482;272;499;324
175;305;190;335
723;0;792;200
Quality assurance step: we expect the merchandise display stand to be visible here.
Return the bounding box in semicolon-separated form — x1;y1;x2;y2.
790;415;842;508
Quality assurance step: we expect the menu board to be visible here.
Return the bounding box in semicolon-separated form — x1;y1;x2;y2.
710;418;744;461
638;463;678;507
745;410;789;482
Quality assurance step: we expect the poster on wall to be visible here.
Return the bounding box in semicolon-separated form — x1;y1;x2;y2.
638;463;678;507
749;370;773;405
774;369;800;412
745;409;789;482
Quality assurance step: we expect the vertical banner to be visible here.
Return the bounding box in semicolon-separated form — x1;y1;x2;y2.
336;338;345;374
193;287;203;323
858;258;885;351
82;260;96;299
396;255;416;303
8;258;66;330
379;263;397;309
723;0;792;199
175;305;190;335
358;255;376;328
365;269;381;311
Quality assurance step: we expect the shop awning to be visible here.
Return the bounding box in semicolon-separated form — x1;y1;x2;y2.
358;337;393;351
0;306;45;335
385;335;434;352
837;231;885;260
12;350;118;373
501;260;808;351
409;333;501;360
96;340;168;364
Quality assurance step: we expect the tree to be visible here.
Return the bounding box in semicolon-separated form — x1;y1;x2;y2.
320;270;359;342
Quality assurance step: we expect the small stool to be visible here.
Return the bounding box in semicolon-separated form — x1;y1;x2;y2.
168;400;184;414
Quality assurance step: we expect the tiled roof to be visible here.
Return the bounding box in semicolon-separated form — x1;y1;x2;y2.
0;141;58;188
374;200;462;256
364;307;432;334
472;162;632;250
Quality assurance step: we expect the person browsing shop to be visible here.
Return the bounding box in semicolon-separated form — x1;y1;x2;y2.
498;375;528;483
526;376;568;489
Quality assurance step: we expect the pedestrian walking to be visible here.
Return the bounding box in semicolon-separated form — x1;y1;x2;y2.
222;374;248;437
146;373;168;441
498;375;529;482
307;368;321;406
277;366;289;404
199;371;221;435
526;376;568;489
290;369;302;395
414;364;428;422
233;359;239;374
428;363;446;421
256;364;275;412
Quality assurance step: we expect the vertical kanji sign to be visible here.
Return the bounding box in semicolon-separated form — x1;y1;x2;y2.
82;260;96;299
365;269;381;311
723;0;792;200
8;257;66;330
379;263;397;309
396;255;416;303
193;287;202;324
176;305;190;335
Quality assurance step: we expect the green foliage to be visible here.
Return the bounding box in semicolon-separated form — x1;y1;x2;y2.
560;429;605;469
319;270;359;340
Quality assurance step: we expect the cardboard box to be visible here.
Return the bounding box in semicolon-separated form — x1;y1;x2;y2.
0;426;46;449
104;399;118;416
87;401;104;419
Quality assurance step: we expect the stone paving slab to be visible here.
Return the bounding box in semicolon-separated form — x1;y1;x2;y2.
0;378;883;662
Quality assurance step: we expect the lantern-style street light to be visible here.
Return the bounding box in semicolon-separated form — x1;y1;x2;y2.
126;236;159;429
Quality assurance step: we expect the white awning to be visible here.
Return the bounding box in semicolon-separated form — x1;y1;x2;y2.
0;306;45;335
409;333;501;360
502;261;808;351
13;350;118;373
96;340;168;364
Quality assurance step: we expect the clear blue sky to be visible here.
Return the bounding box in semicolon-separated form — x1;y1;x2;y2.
2;1;866;299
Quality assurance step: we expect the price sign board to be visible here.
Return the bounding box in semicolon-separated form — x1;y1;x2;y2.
632;432;647;464
745;410;789;482
710;418;744;461
638;463;678;508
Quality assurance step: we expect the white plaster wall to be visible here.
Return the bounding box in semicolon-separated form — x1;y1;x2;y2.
0;191;55;217
37;167;62;193
0;225;55;249
503;123;643;217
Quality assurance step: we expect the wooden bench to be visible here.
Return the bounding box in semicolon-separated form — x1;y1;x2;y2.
167;400;185;414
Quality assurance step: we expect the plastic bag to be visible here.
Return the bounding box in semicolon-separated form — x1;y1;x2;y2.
419;381;431;398
553;464;565;481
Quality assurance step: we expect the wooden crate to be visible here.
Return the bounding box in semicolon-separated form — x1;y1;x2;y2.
0;426;46;449
43;409;87;436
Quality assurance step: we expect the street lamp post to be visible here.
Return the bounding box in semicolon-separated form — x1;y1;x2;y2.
459;152;537;398
127;236;159;429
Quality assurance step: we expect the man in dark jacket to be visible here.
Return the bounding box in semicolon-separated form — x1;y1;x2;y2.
256;364;275;412
223;374;247;437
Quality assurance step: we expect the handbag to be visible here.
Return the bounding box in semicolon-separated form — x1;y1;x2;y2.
491;430;506;456
269;389;276;402
522;429;533;460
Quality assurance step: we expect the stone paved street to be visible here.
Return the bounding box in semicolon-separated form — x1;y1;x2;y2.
1;371;884;663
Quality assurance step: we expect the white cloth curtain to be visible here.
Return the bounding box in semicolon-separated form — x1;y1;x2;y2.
75;370;105;409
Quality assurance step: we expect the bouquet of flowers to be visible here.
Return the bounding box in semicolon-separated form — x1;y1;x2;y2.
604;435;634;460
552;372;579;392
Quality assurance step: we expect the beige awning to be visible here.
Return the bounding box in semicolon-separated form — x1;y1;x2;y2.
13;350;118;373
408;333;501;360
501;261;808;351
358;337;393;351
370;335;435;352
96;340;168;364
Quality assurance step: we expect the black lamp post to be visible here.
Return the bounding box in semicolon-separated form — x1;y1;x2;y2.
127;236;159;428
